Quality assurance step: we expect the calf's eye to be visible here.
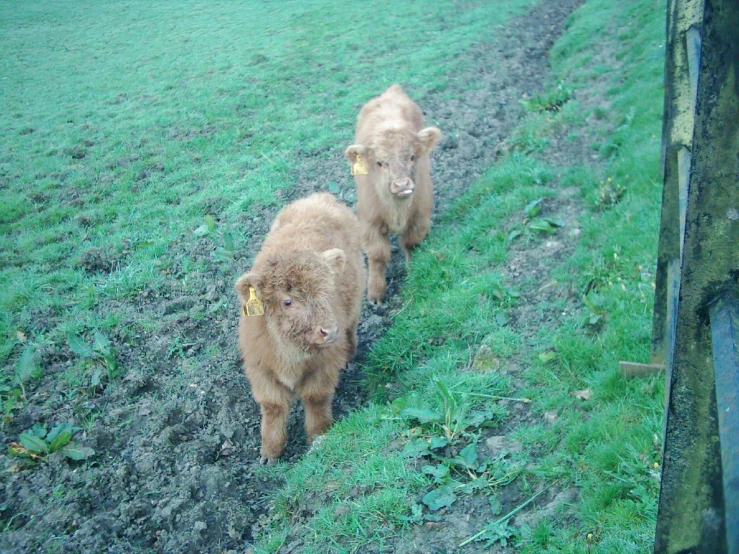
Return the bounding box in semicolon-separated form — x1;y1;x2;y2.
377;161;383;167
410;155;415;162
283;299;292;307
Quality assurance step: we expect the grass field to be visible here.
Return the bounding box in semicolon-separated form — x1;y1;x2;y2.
1;0;666;552
1;0;539;360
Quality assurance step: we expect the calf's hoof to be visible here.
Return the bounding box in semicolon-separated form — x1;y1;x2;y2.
259;455;279;466
307;434;326;451
402;249;412;266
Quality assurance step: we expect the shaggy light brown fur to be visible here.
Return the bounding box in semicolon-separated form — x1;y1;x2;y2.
235;193;366;464
345;84;441;303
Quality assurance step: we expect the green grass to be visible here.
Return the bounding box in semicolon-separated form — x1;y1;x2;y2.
255;0;666;552
0;0;539;365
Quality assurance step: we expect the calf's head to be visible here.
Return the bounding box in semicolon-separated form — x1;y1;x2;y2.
345;126;441;200
235;249;346;352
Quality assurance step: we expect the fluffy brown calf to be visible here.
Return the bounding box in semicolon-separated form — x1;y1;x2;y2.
235;193;366;464
345;84;441;303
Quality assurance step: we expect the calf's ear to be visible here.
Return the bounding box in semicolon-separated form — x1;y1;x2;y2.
234;271;263;303
344;144;368;164
322;248;346;274
417;127;442;153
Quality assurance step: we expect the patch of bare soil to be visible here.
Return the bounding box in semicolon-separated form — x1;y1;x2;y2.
0;0;589;552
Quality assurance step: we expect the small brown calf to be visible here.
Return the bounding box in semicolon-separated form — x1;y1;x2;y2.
235;193;366;464
345;84;441;303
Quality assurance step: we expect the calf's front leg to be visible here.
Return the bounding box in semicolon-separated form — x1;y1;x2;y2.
247;366;293;465
258;401;291;464
298;363;340;443
301;393;334;443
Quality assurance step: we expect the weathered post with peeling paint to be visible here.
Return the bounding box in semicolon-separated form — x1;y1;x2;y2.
652;0;739;552
651;0;703;369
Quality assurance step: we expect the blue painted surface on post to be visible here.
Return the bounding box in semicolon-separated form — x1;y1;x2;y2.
710;296;739;554
676;147;690;259
686;26;701;110
664;257;681;400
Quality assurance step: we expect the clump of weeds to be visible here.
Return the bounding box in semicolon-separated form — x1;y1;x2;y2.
193;215;238;265
390;376;533;548
520;82;572;113
595;176;626;210
508;197;566;240
67;331;121;391
9;422;95;466
1;344;43;425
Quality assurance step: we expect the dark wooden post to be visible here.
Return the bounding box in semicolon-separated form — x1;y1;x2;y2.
650;0;703;367
653;0;739;551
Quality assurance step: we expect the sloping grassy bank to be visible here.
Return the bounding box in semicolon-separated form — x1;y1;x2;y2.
255;0;666;552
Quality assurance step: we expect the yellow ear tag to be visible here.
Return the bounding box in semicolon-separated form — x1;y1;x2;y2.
351;153;368;176
243;286;264;317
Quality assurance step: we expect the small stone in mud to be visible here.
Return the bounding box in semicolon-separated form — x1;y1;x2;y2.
472;344;500;372
485;435;521;455
219;439;234;457
543;239;564;251
334;504;351;518
173;313;189;324
360;313;385;331
69;145;87;159
193;521;207;532
123;369;149;389
164;296;197;314
441;134;459;150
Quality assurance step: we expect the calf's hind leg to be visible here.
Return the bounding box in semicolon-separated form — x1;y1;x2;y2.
363;224;391;304
345;325;358;360
401;214;431;264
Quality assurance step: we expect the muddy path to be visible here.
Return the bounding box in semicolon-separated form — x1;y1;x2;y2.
0;0;583;552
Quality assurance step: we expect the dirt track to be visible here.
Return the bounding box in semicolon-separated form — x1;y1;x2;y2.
0;1;583;551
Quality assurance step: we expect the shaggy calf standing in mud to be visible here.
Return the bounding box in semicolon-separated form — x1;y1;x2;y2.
235;193;366;464
345;84;441;304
